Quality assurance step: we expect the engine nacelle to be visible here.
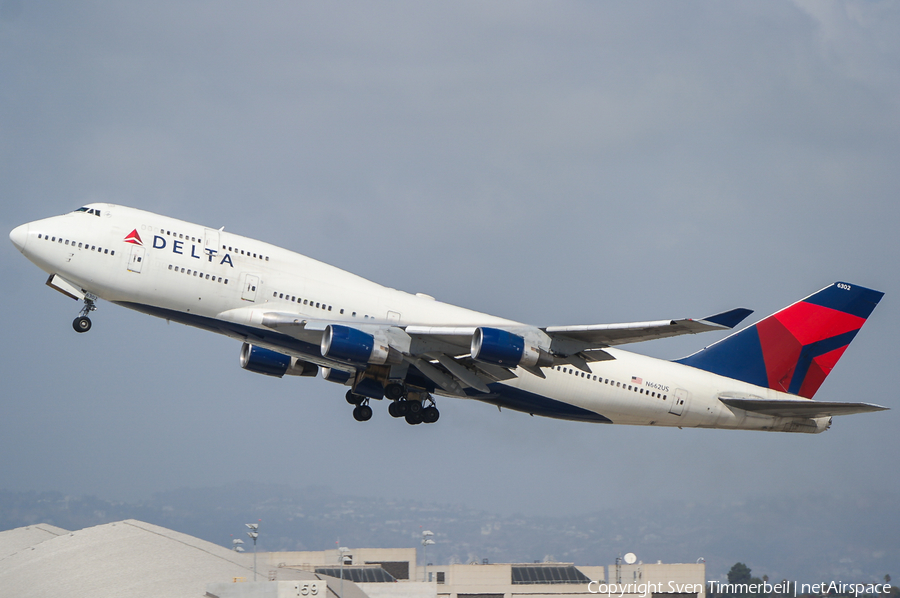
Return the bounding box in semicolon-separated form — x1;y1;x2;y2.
321;367;353;385
240;343;318;378
471;327;553;369
321;325;402;365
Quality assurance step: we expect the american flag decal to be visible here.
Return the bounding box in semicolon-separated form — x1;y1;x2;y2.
631;376;642;385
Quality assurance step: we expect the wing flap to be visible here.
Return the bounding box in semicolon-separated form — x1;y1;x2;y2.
720;396;888;418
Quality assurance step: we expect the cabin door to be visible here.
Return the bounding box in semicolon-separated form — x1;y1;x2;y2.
241;274;259;302
128;245;145;273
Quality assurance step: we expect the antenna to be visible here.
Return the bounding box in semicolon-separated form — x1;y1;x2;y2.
624;553;637;565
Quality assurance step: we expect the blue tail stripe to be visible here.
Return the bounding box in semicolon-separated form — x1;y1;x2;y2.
787;329;859;395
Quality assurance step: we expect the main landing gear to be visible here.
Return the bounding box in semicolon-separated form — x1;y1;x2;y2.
72;296;97;333
387;392;440;425
345;390;373;421
346;386;440;425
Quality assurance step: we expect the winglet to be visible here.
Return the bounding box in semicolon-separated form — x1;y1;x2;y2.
701;308;753;329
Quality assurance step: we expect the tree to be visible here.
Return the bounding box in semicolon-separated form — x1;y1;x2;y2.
728;563;753;586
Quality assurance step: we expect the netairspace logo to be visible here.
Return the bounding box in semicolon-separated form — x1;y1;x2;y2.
705;581;893;598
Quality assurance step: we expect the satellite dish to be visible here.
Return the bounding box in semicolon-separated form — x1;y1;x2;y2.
624;553;637;565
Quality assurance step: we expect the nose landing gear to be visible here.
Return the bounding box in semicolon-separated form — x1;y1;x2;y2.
72;296;97;333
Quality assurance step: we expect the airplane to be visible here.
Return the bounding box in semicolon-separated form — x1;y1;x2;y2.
9;204;888;432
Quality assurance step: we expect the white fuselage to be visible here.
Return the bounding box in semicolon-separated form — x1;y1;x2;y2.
10;204;830;433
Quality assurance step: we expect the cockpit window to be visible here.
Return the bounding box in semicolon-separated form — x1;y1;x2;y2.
74;207;101;217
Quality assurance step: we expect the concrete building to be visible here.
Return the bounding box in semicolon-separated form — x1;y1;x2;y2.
255;547;706;598
0;520;705;598
0;520;367;598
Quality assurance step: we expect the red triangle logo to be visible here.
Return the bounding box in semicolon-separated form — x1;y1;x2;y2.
124;229;143;246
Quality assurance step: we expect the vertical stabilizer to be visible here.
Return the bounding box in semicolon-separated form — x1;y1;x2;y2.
676;282;883;398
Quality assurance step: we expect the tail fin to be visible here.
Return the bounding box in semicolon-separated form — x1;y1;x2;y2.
676;282;883;398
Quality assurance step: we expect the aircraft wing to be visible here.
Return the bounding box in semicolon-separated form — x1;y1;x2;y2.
543;308;752;352
225;306;754;397
719;397;889;418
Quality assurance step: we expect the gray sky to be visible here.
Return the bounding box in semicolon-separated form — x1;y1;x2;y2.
2;0;899;523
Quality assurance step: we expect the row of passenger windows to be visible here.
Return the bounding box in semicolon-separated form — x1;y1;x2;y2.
158;227;271;262
224;244;269;261
168;264;229;284
554;366;668;401
271;290;376;320
272;291;334;312
160;228;200;243
36;233;116;256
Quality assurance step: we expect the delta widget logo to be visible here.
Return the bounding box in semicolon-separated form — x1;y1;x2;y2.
124;230;143;246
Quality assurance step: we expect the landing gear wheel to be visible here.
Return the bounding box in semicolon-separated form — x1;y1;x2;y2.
73;316;92;333
384;383;405;401
388;400;407;418
353;404;373;422
345;390;364;405
405;410;423;425
422;406;440;423
407;400;422;414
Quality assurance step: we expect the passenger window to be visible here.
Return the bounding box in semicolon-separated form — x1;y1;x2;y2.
78;243;82;248
52;237;56;242
169;265;173;270
279;293;284;299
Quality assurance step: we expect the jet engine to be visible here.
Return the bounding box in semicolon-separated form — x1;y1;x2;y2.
471;327;553;368
240;343;318;378
320;324;402;365
321;367;353;385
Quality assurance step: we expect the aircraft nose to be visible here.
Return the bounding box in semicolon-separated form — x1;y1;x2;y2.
9;223;29;252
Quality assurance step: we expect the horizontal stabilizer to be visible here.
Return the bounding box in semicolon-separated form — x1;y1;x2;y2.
720;396;888;418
